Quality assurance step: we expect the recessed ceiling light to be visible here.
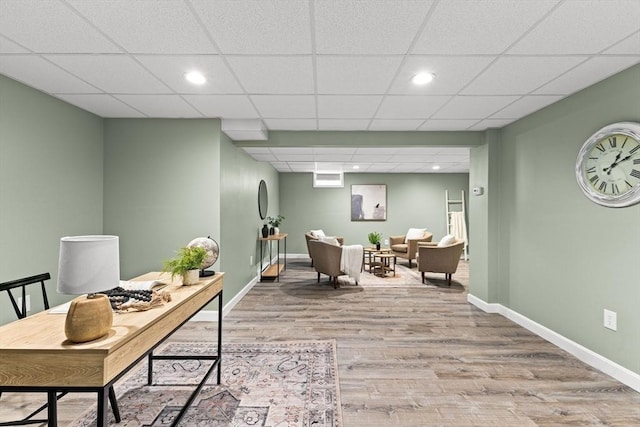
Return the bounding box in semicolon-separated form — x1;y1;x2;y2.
432;165;441;170
353;165;360;170
411;72;435;86
185;71;206;85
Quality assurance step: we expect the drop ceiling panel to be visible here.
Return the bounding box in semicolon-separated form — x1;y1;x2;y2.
534;57;640;95
318;119;370;130
67;0;216;54
0;55;100;94
389;56;495;95
604;32;640;54
316;56;402;94
114;95;202;117
462;56;587;95
412;0;560;54
491;95;564;119
0;36;29;53
369;120;423;131
313;147;358;155
419;120;479;131
271;147;314;155
468;118;515;131
190;0;311;54
262;119;318;130
508;0;640;54
376;95;451;119
135;55;243;94
227;56;314;94
56;94;145;117
317;95;382;119
433;96;519;119
0;0;121;53
314;0;434;54
45;54;169;93
183;94;257;118
251;95;316;119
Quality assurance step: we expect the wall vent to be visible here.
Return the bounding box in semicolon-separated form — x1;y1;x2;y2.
313;172;344;188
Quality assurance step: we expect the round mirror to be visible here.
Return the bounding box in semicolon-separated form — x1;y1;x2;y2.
258;180;268;220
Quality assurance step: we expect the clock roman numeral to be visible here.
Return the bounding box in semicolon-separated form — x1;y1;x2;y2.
612;183;620;194
630;145;640;155
590;175;599;184
595;143;605;153
631;169;640;180
634;159;640;165
621;137;628;149
609;137;617;148
586;166;596;173
599;181;607;192
626;180;633;189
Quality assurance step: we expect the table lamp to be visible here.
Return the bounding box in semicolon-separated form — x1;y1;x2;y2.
57;235;119;343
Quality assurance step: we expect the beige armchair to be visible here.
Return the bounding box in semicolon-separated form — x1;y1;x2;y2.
389;230;433;268
305;232;345;267
307;240;358;288
417;239;465;286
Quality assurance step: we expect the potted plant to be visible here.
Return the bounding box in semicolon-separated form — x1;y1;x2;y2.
368;232;383;250
267;214;285;235
163;246;208;285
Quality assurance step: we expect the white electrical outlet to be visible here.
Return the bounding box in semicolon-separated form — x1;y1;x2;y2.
603;309;617;331
17;295;31;313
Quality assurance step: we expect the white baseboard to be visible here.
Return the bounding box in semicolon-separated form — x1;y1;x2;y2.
190;274;259;322
467;293;640;393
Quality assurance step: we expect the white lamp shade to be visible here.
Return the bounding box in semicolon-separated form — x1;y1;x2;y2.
57;235;120;295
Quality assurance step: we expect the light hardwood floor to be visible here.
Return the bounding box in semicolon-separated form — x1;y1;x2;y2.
2;259;639;426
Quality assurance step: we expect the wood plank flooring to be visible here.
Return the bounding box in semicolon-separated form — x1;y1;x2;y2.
1;258;639;426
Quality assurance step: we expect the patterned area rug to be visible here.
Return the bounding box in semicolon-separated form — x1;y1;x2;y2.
71;340;342;427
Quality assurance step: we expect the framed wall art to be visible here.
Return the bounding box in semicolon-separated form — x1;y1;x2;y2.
351;184;386;221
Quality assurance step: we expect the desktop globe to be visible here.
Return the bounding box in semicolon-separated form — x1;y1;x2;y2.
187;236;219;277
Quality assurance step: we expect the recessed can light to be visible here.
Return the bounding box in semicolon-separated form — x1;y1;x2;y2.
411;72;435;85
432;165;441;170
353;165;360;169
185;71;206;85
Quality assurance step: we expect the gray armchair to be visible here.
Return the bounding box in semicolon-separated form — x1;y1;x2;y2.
389;230;433;268
417;239;465;286
307;240;358;288
305;232;345;267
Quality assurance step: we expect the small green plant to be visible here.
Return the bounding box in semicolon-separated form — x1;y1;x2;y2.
163;246;207;279
367;232;382;245
267;214;285;227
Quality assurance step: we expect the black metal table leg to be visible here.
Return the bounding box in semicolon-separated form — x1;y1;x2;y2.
47;391;57;427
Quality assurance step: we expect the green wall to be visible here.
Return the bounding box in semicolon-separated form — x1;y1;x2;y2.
475;64;640;373
103;118;221;280
280;172;469;254
0;75;104;324
220;132;279;302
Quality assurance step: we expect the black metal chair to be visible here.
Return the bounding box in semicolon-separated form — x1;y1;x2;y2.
0;273;120;425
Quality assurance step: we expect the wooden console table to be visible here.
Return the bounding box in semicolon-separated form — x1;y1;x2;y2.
259;233;287;281
0;272;224;427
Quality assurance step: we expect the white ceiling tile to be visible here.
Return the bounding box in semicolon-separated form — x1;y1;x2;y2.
468;118;516;131
113;95;202;118
318;119;370;130
534;56;640;95
0;55;100;94
263;119;318;130
491;95;563;119
317;95;382;119
271;147;314;155
270;162;292;172
250;154;278;162
509;0;640;54
0;0;121;53
366;163;400;172
227;56;313;94
389;56;495;95
376;95;451;119
242;147;272;154
45;55;169;93
313;147;358;155
55;94;145;117
276;154;314;162
183;94;257;118
0;36;28;53
67;0;216;54
437;147;470;156
190;0;311;54
433;96;519;120
251;95;316;118
369;120;423;131
412;0;560;54
462;56;586;95
419;120;478;131
314;0;434;54
316;56;402;94
604;31;640;54
135;55;243;94
287;162;315;172
313;154;354;162
355;147;400;155
353;154;396;163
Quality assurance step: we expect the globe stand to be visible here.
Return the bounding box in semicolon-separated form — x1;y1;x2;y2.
200;269;215;277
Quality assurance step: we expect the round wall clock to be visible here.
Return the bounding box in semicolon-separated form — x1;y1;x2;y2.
576;122;640;207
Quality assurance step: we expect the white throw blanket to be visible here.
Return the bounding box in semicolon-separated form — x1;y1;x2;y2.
340;244;363;283
449;211;468;244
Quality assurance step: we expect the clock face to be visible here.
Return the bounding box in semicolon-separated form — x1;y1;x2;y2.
576;122;640;207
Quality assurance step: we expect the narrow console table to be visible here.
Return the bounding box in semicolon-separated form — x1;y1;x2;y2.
259;233;287;282
0;272;224;427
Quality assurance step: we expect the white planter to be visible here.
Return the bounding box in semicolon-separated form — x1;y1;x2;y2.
182;269;200;285
273;227;280;235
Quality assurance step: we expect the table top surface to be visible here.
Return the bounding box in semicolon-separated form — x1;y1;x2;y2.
259;233;288;241
364;247;390;253
374;253;396;258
